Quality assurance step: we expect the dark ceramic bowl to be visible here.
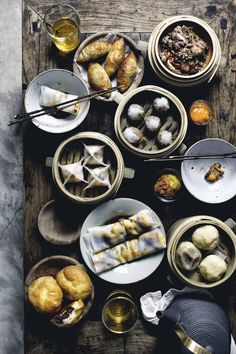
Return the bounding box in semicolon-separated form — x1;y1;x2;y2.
153;168;183;203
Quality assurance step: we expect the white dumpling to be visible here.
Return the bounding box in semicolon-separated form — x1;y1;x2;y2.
59;159;86;184
192;225;219;250
39;86;80;115
153;96;170;112
84;165;111;190
158;130;173;146
199;255;227;282
145;116;161;132
127;104;145;121
175;241;202;271
83;144;105;166
123;126;143;144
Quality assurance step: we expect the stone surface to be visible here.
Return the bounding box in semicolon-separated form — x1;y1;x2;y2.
0;0;23;353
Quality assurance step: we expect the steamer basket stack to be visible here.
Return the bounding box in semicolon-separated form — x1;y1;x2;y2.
147;15;221;87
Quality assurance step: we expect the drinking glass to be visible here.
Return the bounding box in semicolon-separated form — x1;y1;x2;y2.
102;290;139;334
44;4;81;53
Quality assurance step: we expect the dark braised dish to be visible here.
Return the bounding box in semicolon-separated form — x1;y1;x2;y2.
159;25;210;75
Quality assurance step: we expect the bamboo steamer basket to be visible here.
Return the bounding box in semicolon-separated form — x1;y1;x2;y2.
167;215;236;288
148;16;221;87
73;31;144;102
114;85;188;158
51;132;125;205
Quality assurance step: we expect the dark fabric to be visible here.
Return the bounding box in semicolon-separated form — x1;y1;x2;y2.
157;297;231;354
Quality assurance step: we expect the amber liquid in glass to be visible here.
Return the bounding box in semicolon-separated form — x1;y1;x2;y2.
102;297;138;334
51;18;80;53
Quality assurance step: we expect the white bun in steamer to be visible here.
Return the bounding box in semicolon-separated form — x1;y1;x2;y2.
199;255;227;282
192;225;219;250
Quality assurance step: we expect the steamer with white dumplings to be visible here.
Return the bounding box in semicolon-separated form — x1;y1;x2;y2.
167;215;236;288
114;85;188;158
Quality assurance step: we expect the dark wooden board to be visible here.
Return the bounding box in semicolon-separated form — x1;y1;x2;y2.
23;0;236;353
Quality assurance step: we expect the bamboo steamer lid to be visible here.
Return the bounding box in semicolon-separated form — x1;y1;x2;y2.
167;215;236;288
114;85;188;158
52;132;125;205
148;16;221;87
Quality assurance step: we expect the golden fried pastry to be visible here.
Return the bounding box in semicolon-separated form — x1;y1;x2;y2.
104;37;126;77
76;40;111;63
56;266;92;301
88;63;112;97
28;276;63;315
50;299;85;327
117;51;137;93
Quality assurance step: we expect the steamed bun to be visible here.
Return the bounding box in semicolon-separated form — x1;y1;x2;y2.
199;255;227;282
192;225;219;251
175;241;202;271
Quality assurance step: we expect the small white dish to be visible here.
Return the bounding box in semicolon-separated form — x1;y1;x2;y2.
80;198;166;284
24;69;90;133
181;138;236;203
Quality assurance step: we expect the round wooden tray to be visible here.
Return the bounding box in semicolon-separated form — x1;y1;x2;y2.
25;256;94;326
38;200;82;245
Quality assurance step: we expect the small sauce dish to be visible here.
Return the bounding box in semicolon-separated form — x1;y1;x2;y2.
153;168;183;203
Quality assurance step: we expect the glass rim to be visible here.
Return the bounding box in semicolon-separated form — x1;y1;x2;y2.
44;3;80;31
101;295;139;334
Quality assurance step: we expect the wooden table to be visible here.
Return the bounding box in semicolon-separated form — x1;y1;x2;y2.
23;1;236;353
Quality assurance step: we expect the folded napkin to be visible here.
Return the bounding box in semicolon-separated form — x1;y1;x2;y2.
140;287;236;354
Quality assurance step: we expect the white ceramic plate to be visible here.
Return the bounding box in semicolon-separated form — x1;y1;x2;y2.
181;138;236;203
24;69;90;133
80;198;166;284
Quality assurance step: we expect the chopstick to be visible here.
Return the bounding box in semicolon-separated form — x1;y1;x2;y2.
9;86;121;126
144;152;236;162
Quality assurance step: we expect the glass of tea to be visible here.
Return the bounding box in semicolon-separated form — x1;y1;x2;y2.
44;4;81;53
102;290;139;334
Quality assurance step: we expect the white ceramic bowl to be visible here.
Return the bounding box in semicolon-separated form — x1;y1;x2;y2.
80;198;166;284
24;69;90;133
181;138;236;203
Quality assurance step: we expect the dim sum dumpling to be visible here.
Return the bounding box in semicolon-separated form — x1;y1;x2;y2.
192;225;219;250
90;228;166;273
129;209;160;229
104;37;126;77
88;63;112;98
83;144;105;166
84;165;111;190
76;40;111;62
59;159;87;184
117;51;137;93
85;222;127;253
199;255;227;282
39;86;80;115
175;241;202;271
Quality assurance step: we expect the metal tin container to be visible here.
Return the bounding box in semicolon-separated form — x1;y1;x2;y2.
167;215;236;288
